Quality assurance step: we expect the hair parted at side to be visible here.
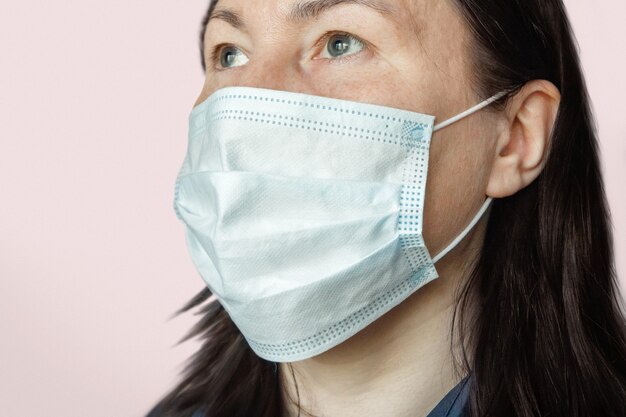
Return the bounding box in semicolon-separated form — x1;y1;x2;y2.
145;1;626;416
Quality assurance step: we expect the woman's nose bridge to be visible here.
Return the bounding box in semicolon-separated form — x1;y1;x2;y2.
235;43;310;93
238;65;292;91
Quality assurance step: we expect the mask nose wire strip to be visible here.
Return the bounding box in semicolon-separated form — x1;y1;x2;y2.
431;197;493;264
433;90;509;132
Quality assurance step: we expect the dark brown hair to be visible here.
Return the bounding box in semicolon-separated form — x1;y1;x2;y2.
145;0;626;416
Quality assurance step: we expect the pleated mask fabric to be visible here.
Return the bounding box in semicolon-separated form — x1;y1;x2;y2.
173;86;504;362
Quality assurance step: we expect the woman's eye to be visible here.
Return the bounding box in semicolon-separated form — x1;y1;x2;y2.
211;33;364;69
320;33;365;59
216;46;249;69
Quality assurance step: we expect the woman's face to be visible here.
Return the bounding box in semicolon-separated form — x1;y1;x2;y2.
194;0;500;260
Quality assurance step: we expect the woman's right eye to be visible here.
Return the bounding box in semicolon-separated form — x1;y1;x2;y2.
214;45;249;69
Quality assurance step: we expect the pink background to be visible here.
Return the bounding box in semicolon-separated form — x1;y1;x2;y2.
0;1;624;415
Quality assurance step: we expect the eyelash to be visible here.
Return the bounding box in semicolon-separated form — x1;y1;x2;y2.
208;31;368;70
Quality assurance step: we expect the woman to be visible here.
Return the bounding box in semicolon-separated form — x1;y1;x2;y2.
147;0;626;416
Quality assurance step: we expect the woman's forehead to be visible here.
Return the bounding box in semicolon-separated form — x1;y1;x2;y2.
206;0;423;29
203;0;472;46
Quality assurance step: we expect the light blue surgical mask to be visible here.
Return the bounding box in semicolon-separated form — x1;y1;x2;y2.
173;86;507;363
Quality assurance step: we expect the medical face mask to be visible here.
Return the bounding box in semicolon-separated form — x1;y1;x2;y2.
173;86;506;363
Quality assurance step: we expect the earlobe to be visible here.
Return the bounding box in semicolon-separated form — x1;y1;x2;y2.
486;80;561;198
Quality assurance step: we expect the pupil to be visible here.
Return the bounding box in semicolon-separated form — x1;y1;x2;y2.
329;36;349;56
222;48;236;67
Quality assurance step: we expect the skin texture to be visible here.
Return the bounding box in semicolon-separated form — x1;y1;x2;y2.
194;0;561;415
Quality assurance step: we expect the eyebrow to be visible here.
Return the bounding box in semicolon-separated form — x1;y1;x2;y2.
208;0;395;30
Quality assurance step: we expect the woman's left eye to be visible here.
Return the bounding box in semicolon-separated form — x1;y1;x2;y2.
319;33;365;59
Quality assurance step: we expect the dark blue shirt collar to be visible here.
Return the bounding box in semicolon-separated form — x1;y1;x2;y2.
425;373;471;417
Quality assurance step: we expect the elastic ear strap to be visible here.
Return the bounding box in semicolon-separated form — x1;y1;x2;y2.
432;197;493;264
433;91;508;132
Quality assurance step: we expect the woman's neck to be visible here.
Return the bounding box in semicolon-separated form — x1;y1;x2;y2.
278;252;475;417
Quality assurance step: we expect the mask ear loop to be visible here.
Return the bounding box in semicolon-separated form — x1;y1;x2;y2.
433;90;509;132
429;89;509;263
431;197;493;264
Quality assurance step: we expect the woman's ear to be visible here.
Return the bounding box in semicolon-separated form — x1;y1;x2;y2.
486;80;561;198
